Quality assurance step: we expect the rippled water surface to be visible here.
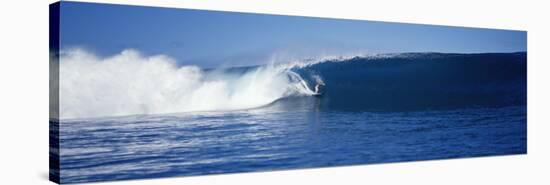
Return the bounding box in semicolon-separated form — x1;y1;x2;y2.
58;99;526;183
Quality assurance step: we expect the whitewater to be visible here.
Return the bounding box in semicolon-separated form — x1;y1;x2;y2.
58;49;326;119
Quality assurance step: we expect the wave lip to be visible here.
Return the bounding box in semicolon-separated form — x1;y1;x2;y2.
58;49;315;119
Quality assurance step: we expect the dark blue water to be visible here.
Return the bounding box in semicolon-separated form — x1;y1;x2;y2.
56;52;527;183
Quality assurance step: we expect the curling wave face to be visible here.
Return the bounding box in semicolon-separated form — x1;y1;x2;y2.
58;49;527;119
59;49;316;119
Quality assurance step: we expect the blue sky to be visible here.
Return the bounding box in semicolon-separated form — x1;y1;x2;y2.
60;1;527;67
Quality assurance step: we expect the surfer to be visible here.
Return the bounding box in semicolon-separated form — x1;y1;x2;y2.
314;84;324;94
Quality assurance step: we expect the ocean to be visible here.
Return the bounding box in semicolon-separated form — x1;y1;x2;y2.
52;52;527;183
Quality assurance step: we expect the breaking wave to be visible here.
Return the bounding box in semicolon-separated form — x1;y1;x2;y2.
58;49;527;119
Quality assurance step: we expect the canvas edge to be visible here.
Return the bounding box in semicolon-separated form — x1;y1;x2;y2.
49;1;61;184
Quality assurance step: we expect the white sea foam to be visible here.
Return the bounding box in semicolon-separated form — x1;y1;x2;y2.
58;49;316;119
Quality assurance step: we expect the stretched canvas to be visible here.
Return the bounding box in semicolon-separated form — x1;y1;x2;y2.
49;1;527;184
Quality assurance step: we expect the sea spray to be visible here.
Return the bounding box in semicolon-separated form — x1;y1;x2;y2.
59;49;315;119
